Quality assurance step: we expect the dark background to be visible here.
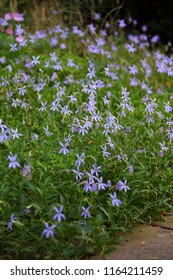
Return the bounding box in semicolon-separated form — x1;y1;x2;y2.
92;0;173;45
1;0;173;46
123;0;173;45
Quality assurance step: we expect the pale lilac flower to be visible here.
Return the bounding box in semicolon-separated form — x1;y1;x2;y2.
94;13;101;20
8;213;17;230
0;130;9;143
72;167;84;181
11;98;20;107
50;37;58;46
60;43;66;49
159;142;168;151
32;133;39;141
104;67;111;77
116;180;130;192
31;56;40;65
151;35;160;43
8;152;20;169
88;23;96;33
83;180;92;192
39;102;47;112
109;192;122;207
10;128;23;139
158;151;164;157
129;165;134;173
50;101;58;111
78;126;88;136
102;145;110;157
103;96;110;105
118;19;126;28
42;222;56;238
53;206;66;222
0;18;8;26
0;119;7;130
107;137;115;150
86;68;96;79
91;183;97;191
53;61;62;70
107;180;112;187
10;43;18;52
81;206;91;219
130;77;138;86
15;24;24;36
91;163;102;177
75;153;85;167
58;142;69;155
60;105;72;116
129;64;138;75
164;102;172;113
141;25;148;32
18;86;27;96
67;59;75;67
96;176;107;190
126;43;136;53
43;126;52;136
64;134;72;144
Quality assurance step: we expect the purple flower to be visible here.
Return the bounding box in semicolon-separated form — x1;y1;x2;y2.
53;206;66;222
96;176;107;190
91;163;102;177
7;213;17;230
58;142;69;155
126;43;136;53
109;192;122;207
42;222;56;238
102;145;110;157
83;180;92;192
81;206;91;219
116;180;131;192
129;165;134;174
158;151;164;157
94;13;101;20
107;180;112;187
10;128;23;139
22;164;31;176
8;152;20;169
75;153;85;167
31;56;40;65
72;167;84;181
118;19;126;28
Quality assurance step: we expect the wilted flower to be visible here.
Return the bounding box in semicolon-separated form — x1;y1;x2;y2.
21;164;32;180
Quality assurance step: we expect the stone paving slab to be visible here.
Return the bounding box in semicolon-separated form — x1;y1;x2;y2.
91;214;173;260
152;214;173;229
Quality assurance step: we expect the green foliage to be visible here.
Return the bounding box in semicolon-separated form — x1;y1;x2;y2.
0;9;173;260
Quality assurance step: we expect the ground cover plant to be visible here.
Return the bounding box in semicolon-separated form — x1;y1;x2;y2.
0;11;173;260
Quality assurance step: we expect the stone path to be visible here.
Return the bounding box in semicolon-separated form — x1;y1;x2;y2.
91;213;173;260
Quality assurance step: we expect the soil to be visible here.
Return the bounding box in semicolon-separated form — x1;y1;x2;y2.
91;213;173;260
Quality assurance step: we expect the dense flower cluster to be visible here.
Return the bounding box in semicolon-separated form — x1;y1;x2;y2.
0;10;172;247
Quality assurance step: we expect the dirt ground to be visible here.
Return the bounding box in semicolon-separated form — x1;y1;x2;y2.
91;213;173;260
